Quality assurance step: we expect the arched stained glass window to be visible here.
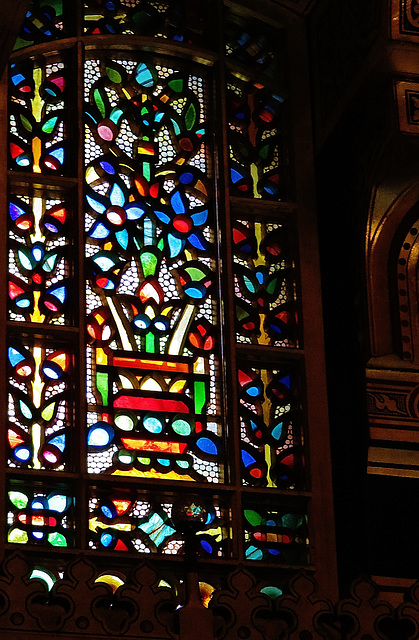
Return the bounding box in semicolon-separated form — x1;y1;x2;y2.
1;0;337;599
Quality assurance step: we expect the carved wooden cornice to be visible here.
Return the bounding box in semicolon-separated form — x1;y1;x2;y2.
1;552;419;638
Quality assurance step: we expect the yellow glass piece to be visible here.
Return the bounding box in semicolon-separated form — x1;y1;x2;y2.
193;357;205;374
86;165;100;185
31;197;44;243
168;304;195;355
118;374;134;389
96;348;108;365
199;582;216;608
31;347;44;409
145;304;156;320
169;379;187;393
50;352;69;369
31;67;44;121
251;163;261;199
107;297;135;350
8;528;29;544
89;517;134;533
30;290;46;323
32;423;42;470
139;377;162;392
113;469;195;481
32;137;42;173
95;574;125;593
261;369;275;487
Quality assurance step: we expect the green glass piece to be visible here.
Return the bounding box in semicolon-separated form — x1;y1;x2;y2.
20;114;33;132
8;491;29;509
94;88;106;117
42;116;58;134
194;380;206;414
260;586;282;599
137;457;151;465
110;107;124;124
266;276;280;295
168;78;184;93
140;251;157;277
48;532;67;547
8;528;28;544
281;513;304;529
114;414;134;431
185;102;197;130
43;253;59;272
41;402;56;421
244;509;263;526
158;238;164;251
172;418;192;436
96;371;108;405
106;66;123;84
145;332;155;353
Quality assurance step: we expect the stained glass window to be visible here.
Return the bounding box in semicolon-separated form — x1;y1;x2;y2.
2;0;335;597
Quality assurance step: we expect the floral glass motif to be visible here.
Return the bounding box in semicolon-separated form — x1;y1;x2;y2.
89;491;229;556
7;484;74;547
227;77;286;200
83;0;209;44
8;194;71;324
84;56;223;482
233;219;297;346
243;504;309;564
224;11;277;74
14;0;66;50
238;364;300;489
9;58;67;174
8;340;72;470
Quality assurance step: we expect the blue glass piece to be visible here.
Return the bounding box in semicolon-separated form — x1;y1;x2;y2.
200;539;213;553
49;147;64;163
157;458;170;466
47;494;69;513
110;183;125;207
8;347;25;367
11;72;25;86
279;375;291;389
154;209;171;224
99;160;115;174
168;233;184;258
143;416;163;433
86;194;107;214
32;498;46;510
271;421;284;441
110;107;124;124
15;446;31;461
139;512;175;547
125;204;146;220
245;383;263;397
190;209;208;226
48;434;65;452
179;171;193;184
90;223;110;239
268;548;280;556
16;156;31;167
93;255;116;270
16;298;31;309
243;275;257;293
9;203;25;220
32;531;44;539
171;190;186;214
115;229;129;249
135;63;154;87
255;269;266;285
246;545;264;560
196;437;218;456
133;314;150;331
188;232;207;251
101;505;114;519
241;449;256;467
143;217;154;245
100;533;114;547
32;245;44;262
231;168;243;184
266;519;276;526
153;317;169;332
18;250;33;270
19;399;33;419
42;365;60;380
48;286;66;303
88;423;114;447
